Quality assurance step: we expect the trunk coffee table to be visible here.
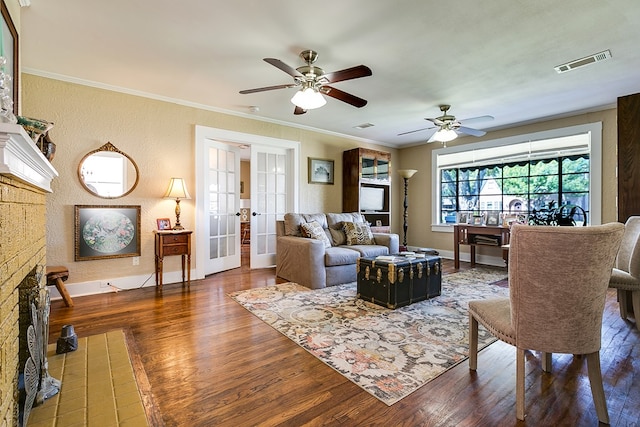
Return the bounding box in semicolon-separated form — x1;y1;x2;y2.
356;253;441;309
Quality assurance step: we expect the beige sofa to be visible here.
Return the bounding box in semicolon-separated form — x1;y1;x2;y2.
276;212;400;289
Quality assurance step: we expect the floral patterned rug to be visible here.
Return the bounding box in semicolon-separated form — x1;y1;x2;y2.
229;267;509;406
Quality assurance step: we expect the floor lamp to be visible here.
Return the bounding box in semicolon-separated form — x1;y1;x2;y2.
397;169;418;251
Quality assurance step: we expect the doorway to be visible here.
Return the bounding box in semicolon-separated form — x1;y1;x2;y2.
194;125;300;280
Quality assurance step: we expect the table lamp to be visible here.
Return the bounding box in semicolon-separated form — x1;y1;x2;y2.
164;178;191;230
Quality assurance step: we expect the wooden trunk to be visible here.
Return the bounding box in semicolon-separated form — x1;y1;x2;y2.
357;255;441;309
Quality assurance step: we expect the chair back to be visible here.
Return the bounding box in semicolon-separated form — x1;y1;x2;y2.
508;222;624;354
615;216;640;278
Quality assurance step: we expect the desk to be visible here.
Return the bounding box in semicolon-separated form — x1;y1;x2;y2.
453;224;510;269
154;230;192;287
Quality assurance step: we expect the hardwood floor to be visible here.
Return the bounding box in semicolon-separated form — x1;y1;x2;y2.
48;250;640;426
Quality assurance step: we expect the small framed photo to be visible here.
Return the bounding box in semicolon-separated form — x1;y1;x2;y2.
75;205;141;261
157;218;172;230
308;157;334;185
473;215;484;225
456;212;469;224
486;211;501;226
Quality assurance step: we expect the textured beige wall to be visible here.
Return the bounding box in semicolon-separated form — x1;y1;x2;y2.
397;108;618;253
21;74;397;285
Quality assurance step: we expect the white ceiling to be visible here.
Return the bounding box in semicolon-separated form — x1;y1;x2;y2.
19;0;640;148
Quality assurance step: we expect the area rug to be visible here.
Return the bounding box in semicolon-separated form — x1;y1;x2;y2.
229;267;508;405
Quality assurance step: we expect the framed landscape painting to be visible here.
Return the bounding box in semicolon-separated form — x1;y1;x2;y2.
308;157;334;184
75;205;141;261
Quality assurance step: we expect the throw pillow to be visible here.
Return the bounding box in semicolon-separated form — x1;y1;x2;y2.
300;221;332;248
342;221;374;245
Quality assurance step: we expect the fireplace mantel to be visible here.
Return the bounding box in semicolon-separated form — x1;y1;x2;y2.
0;123;58;192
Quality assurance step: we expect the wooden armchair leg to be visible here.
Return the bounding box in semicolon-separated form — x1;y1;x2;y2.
617;289;628;319
516;348;526;421
632;291;640;331
586;352;609;425
468;313;479;370
542;352;552;372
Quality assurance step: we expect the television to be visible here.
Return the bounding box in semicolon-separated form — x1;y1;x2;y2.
360;186;385;212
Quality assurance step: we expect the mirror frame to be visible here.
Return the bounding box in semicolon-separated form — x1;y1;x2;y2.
78;142;140;199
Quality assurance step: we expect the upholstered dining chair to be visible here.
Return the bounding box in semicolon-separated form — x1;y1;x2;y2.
468;222;625;423
609;216;640;330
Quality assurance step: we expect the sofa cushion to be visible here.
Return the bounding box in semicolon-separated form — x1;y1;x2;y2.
344;244;389;258
343;221;374;245
325;246;361;267
328;228;347;246
326;212;366;227
327;212;366;246
283;213;328;237
284;213;305;236
300;221;331;248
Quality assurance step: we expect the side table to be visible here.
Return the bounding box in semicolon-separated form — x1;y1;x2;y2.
154;230;192;287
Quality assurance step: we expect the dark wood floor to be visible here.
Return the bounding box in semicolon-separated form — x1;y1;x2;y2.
48;249;640;426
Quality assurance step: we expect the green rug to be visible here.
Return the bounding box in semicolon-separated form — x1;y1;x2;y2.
229;267;508;406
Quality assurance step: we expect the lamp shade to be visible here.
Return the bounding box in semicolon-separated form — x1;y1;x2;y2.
291;87;327;110
431;128;458;143
163;178;191;200
397;169;418;179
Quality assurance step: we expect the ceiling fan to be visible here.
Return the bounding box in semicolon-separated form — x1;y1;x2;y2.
398;105;494;143
239;49;372;115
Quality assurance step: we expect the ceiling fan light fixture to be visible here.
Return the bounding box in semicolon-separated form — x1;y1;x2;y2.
291;86;326;110
432;128;458;143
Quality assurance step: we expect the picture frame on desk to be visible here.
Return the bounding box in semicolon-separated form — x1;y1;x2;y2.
457;212;470;224
74;205;141;261
486;211;501;226
472;215;484;225
156;218;172;230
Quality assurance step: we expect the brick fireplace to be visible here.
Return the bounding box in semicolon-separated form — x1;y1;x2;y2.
0;124;58;426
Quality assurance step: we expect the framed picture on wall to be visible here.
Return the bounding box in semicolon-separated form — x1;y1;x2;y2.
74;205;141;261
0;0;18;116
308;157;334;184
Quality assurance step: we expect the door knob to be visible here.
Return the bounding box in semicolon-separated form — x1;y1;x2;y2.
252;212;261;216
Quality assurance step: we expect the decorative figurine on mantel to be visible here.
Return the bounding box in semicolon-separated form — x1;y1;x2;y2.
17;115;57;162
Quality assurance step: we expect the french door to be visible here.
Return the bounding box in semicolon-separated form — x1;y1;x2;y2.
250;145;290;268
194;126;299;279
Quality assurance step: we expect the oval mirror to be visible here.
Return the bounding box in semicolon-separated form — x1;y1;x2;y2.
78;142;139;198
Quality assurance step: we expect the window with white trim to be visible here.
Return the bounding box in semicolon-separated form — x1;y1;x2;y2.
431;123;602;227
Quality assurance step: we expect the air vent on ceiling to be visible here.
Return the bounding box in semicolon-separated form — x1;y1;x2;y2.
354;123;375;129
554;50;612;74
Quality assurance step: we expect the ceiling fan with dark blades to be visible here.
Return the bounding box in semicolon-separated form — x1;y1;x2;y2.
398;105;494;142
240;50;372;115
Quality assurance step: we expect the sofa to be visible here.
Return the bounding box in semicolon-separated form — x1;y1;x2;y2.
276;212;400;289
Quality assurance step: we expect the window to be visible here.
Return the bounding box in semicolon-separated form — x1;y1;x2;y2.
432;123;602;228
